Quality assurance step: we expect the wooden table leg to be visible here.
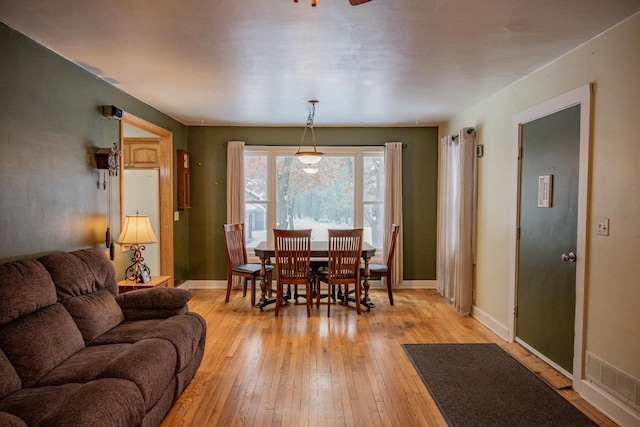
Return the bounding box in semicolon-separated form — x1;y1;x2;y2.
362;255;375;311
256;256;270;311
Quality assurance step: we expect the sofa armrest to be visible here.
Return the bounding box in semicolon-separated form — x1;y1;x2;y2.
115;287;191;320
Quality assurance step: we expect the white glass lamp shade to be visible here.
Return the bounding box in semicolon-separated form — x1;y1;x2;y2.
303;166;319;174
116;213;158;244
296;151;324;164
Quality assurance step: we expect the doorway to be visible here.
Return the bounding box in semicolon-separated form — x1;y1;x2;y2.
508;84;591;389
517;104;580;374
119;113;174;285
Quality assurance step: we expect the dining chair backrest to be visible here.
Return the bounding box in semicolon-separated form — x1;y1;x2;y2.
327;228;363;283
273;229;312;283
385;224;400;270
223;223;248;268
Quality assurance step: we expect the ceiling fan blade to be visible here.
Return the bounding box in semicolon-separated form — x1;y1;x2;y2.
349;0;371;5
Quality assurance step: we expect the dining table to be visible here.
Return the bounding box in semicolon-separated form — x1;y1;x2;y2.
253;240;377;312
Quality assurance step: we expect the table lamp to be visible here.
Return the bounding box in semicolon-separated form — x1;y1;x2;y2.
117;211;158;283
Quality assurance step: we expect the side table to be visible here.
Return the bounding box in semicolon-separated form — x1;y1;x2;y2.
117;275;171;293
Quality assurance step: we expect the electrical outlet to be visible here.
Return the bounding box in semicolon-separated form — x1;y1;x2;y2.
597;218;609;236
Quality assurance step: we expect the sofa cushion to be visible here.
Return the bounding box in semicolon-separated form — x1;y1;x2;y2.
36;343;130;387
0;348;21;400
0;259;57;326
0;303;85;387
139;376;177;427
70;248;119;296
0;380;144;427
38;252;98;300
0;411;27;427
143;313;205;372
62;289;125;343
98;338;177;410
34;379;145;427
90;319;165;345
0;383;81;426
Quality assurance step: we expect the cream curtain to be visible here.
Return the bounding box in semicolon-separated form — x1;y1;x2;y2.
226;141;245;224
227;141;245;289
437;129;477;315
384;142;403;288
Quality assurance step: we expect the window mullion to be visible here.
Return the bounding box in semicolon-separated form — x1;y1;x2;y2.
354;152;363;229
266;151;277;243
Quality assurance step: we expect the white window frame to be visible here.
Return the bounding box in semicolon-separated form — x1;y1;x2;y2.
244;145;384;263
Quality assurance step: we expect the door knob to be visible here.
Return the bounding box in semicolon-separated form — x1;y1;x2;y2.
561;252;577;263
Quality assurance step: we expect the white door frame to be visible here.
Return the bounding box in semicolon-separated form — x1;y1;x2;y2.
508;84;591;391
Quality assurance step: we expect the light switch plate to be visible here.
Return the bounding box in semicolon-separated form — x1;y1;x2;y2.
174;211;180;222
597;218;609;236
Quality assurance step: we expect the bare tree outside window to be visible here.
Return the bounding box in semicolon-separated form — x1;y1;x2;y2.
276;156;354;239
243;148;384;249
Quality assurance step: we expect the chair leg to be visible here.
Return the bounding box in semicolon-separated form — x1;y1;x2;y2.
354;281;362;315
275;281;282;317
306;280;311;317
225;271;233;302
327;282;331;318
386;273;394;306
243;278;248;297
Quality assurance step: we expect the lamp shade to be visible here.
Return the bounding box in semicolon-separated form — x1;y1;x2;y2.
303;166;319;174
117;212;158;245
296;151;324;164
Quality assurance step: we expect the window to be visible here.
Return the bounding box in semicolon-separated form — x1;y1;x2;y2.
244;152;268;245
244;146;384;252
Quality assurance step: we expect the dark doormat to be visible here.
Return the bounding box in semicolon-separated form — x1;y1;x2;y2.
402;343;597;427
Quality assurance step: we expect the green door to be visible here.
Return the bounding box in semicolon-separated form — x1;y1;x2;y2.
516;105;580;373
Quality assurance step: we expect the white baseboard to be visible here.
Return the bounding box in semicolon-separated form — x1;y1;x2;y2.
180;279;438;290
372;279;438;289
580;379;640;427
470;304;510;341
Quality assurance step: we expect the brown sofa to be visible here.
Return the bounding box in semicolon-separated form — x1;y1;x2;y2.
0;248;206;427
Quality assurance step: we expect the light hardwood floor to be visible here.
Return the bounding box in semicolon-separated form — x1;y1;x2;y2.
162;289;616;426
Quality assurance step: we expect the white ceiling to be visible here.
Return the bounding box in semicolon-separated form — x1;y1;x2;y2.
2;0;639;126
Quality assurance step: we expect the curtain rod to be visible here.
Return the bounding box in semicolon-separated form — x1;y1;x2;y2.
451;128;476;140
223;142;407;147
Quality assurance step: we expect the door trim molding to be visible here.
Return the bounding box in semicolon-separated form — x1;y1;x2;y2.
120;112;174;286
508;84;591;392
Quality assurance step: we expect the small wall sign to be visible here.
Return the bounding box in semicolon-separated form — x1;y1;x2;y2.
538;175;553;208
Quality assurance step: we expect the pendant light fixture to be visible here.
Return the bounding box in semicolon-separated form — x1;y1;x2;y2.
296;100;324;171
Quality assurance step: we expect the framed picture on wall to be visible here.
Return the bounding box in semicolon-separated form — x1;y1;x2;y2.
538;175;553;208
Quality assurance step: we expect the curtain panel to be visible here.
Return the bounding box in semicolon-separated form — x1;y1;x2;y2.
384;142;403;288
227;141;245;289
227;141;245;224
437;129;477;315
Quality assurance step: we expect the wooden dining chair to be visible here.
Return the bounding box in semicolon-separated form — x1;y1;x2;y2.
273;229;313;317
362;224;400;306
223;223;273;307
315;229;363;317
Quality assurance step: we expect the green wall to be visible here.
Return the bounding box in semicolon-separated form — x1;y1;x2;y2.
0;23;189;283
1;21;438;285
187;126;439;281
